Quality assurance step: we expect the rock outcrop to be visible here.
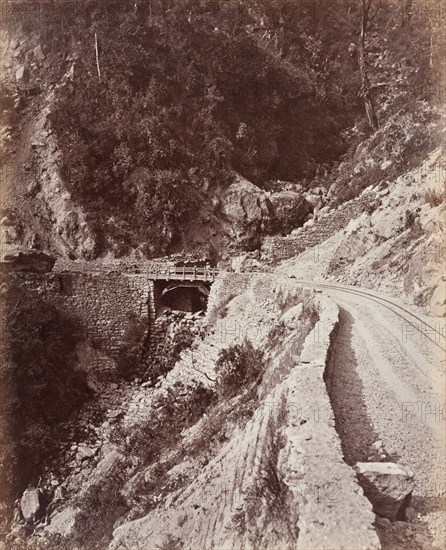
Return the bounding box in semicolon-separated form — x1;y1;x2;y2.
269;191;313;233
354;462;415;521
221;177;273;246
20;489;41;522
221;178;313;248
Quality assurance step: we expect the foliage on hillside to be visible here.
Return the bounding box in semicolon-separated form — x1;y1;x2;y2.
8;0;444;258
216;339;266;397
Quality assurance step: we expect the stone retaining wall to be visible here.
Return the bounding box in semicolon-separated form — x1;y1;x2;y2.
13;271;155;357
278;294;380;548
10;269;218;364
262;190;379;263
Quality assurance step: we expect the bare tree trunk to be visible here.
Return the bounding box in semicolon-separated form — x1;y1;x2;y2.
358;0;379;130
430;35;434;68
94;32;101;81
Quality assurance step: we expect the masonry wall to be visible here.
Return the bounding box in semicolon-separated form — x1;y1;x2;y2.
14;271;155;357
262;190;379;262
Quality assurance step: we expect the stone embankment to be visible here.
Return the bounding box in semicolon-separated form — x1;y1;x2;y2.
262;189;380;263
9;272;381;549
277;294;380;549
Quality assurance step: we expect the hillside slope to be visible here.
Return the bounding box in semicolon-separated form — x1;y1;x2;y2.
274;145;445;316
1;0;444;261
3;274;383;550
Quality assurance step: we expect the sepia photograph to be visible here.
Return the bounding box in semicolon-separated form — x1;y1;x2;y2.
0;1;445;549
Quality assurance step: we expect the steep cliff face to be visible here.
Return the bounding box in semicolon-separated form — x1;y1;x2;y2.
0;27;97;259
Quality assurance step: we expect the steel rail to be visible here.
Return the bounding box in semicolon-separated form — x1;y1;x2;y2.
294;279;446;354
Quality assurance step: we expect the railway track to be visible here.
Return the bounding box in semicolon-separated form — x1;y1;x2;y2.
293;279;446;354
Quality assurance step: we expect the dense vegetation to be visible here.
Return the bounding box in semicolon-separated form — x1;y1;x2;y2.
216;339;266;396
9;0;443;257
48;0;353;256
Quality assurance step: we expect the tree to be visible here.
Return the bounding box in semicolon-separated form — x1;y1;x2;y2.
400;0;412;28
358;0;379;129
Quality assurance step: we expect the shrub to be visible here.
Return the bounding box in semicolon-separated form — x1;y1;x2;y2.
404;209;418;230
424;188;444;207
113;380;215;515
71;468;129;550
126;380;216;464
215;340;266;397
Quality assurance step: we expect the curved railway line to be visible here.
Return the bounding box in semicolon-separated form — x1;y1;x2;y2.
293;279;446;354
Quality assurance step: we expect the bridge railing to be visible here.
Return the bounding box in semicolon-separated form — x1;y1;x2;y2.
147;265;220;281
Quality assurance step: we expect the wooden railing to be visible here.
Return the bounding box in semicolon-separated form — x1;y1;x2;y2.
147;265;220;281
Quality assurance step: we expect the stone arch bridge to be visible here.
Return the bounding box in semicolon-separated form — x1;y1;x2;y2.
11;262;221;358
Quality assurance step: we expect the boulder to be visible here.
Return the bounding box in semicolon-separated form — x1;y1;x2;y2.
354;462;414;521
221;177;272;243
269;191;313;233
27;179;40;196
53;486;65;502
304;192;324;210
76;444;96;462
94;447;124;479
279;303;303;330
371;207;403;240
44;506;77;537
20;488;41;521
380;160;393;170
108;410;124;422
15;66;29;83
33;45;45;62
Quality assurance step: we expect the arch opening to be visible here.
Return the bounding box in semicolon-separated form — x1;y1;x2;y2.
154;280;211;315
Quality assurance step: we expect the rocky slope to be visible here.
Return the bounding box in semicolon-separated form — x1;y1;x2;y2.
274;146;445;317
1;2;445;548
3;274;385;550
